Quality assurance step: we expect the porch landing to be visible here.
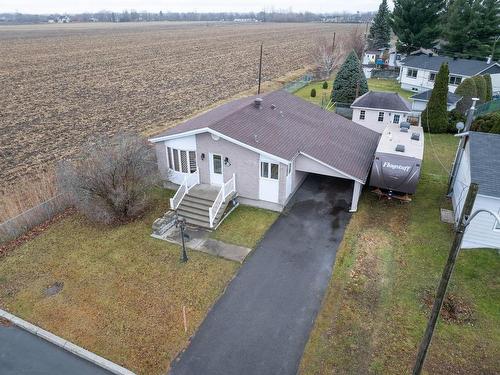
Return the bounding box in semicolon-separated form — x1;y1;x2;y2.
188;184;220;201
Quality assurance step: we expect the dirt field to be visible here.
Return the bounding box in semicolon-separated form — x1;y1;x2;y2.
0;21;360;191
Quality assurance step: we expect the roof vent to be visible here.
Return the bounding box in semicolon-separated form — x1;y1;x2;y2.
429;52;433;57
396;144;405;152
254;98;263;108
270;104;276;110
411;132;420;141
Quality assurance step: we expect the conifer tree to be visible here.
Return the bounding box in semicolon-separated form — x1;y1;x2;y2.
368;0;391;49
455;78;478;115
473;75;487;103
484;74;493;101
391;0;445;53
421;63;449;133
331;51;368;106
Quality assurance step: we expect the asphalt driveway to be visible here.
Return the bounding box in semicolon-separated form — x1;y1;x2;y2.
169;174;353;375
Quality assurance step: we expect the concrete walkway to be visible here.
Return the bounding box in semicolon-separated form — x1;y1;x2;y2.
169;175;353;375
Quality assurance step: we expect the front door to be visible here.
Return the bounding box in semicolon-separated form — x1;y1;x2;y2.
209;153;224;186
259;159;280;203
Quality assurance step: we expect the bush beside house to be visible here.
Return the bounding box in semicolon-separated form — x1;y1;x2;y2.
421;63;449;133
473;75;487;103
471;112;500;134
455;78;478;115
484;74;493;101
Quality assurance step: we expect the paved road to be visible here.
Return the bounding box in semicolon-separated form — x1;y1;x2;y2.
0;324;112;375
170;174;353;375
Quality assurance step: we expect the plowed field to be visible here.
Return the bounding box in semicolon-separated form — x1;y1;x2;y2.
0;22;358;190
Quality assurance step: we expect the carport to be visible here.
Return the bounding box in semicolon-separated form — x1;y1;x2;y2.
293;153;364;212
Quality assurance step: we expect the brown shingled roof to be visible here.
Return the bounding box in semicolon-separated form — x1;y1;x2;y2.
151;90;380;182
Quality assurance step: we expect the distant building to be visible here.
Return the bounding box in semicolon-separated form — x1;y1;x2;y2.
398;54;500;93
409;89;462;113
351;91;414;133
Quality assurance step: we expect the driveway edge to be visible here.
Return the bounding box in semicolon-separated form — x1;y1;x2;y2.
0;308;136;375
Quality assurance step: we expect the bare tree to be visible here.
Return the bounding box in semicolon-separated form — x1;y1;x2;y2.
312;35;346;79
344;27;366;59
58;133;158;224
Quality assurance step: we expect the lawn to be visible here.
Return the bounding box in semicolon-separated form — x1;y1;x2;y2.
0;189;275;374
368;77;414;99
299;134;500;375
210;205;279;249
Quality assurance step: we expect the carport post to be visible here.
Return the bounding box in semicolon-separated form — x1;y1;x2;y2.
349;181;363;212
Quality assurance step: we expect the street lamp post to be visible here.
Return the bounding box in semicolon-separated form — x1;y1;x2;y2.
412;183;500;375
176;216;188;263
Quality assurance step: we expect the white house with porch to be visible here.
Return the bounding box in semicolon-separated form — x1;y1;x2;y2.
149;91;380;228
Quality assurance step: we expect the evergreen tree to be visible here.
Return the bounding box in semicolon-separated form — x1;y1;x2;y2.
331;50;368;105
484;74;493;101
368;0;391;49
454;77;478;115
391;0;445;53
478;0;500;59
473;75;487;102
421;63;449;133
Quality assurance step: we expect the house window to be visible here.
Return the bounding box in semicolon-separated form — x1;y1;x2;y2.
429;72;436;82
393;114;401;124
378;112;385;122
261;161;279;180
407;68;418;78
167;147;173;169
359;110;366;120
213;154;222;174
189;151;197;173
449;75;462;85
169;148;197;173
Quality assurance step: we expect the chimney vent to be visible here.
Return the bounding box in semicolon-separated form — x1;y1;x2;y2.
270;104;276;110
254;98;263;108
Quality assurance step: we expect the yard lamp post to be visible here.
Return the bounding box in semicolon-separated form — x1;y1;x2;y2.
176;216;188;263
412;183;500;375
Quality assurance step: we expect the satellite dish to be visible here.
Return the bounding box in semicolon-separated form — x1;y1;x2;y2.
456;121;465;132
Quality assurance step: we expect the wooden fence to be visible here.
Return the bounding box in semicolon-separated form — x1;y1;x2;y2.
0;194;69;243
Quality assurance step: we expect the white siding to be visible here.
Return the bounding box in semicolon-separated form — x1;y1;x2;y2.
452;142;500;249
462;195;500;249
352;108;408;134
491;73;500;93
400;66;465;93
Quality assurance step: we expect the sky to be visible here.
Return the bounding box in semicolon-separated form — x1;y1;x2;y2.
0;0;392;14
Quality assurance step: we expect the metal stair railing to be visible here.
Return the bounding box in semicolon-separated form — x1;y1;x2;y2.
208;174;236;228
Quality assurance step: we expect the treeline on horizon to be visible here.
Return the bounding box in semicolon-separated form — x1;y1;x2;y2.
0;10;375;24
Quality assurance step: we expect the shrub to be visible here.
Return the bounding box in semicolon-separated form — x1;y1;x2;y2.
447;110;466;133
484;74;493;101
310;88;317;97
471;113;500;134
421;63;449;133
472;75;487;103
58;133;158;224
331;50;368;105
455;78;478;115
322;81;328;89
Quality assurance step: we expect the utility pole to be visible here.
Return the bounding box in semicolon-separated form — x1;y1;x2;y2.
490;35;500;62
447;98;479;195
412;183;479;375
257;43;263;95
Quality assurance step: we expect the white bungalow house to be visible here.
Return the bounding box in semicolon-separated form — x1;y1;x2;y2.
149;91;380;228
451;131;500;249
350;91;414;133
409;89;462;114
398;54;500;93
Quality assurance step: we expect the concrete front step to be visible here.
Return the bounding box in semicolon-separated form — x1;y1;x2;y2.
180;200;212;212
183;194;214;206
177;209;210;223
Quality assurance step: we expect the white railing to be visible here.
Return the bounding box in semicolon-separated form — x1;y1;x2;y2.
208;173;236;228
170;173;200;210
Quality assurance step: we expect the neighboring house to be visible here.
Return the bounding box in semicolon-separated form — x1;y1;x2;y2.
149;90;380;227
410;89;462;113
351;91;414;133
451;131;500;249
362;48;403;78
398;54;500;93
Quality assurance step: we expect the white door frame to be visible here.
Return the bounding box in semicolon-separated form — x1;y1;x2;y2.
259;157;280;203
209;153;224;186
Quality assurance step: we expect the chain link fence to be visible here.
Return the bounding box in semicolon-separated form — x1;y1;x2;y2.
282;73;314;93
474;99;500;118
